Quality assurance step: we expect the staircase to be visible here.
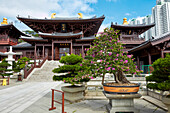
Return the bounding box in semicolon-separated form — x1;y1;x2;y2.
27;61;63;82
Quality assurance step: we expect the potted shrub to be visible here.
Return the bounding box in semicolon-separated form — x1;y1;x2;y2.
13;57;32;81
83;27;142;94
52;54;92;102
146;54;170;113
0;59;12;85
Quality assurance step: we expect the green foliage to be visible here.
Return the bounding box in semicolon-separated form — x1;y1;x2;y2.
23;30;39;37
13;57;32;72
81;27;142;83
0;59;12;77
59;53;83;65
53;54;91;85
146;54;170;91
147;83;158;90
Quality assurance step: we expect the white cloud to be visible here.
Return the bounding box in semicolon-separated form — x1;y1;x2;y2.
0;0;98;30
106;0;118;2
125;13;131;16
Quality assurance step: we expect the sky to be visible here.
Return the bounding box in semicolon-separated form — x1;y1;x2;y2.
0;0;156;32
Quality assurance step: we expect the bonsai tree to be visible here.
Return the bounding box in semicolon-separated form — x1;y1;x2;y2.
13;57;32;73
146;54;170;92
53;54;92;85
0;59;12;78
83;27;142;84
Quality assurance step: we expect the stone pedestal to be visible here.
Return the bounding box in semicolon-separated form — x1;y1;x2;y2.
61;85;85;103
103;92;141;113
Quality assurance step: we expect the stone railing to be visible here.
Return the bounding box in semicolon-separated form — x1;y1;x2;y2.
147;89;169;101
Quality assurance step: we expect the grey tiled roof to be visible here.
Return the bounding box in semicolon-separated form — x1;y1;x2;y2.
38;31;83;36
12;42;33;48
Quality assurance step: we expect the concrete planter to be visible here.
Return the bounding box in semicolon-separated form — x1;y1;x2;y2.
162;96;170;113
61;85;85;102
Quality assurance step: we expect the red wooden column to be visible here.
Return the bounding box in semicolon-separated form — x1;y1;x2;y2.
137;56;140;70
82;44;84;58
34;44;37;65
148;52;152;65
43;44;45;58
70;40;73;54
52;40;54;60
161;49;164;58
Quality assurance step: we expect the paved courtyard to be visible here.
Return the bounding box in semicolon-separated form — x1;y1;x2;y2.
0;81;167;113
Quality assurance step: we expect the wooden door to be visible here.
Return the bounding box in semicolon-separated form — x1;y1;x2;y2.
55;46;59;60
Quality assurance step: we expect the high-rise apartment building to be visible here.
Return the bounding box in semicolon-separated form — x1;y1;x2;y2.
129;0;170;40
152;0;170;36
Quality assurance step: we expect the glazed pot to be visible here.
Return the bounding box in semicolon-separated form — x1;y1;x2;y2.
103;83;140;94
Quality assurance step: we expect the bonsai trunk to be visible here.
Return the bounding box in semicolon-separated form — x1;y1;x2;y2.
114;70;130;84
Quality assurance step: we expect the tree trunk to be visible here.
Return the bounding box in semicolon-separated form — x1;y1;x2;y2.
115;70;130;84
102;73;105;85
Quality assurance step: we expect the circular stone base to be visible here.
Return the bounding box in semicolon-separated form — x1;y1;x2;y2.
61;85;85;103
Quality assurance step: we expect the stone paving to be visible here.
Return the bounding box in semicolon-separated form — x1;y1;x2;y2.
0;81;166;113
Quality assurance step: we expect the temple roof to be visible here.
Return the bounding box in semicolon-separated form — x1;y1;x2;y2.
129;31;170;52
75;35;95;42
17;15;105;37
12;42;33;48
0;24;28;38
38;32;82;39
111;23;155;35
20;36;48;42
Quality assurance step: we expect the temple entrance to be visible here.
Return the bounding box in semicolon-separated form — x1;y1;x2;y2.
54;43;70;60
59;48;70;58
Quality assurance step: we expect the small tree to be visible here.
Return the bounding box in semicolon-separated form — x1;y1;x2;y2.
83;28;142;84
146;54;170;92
0;59;12;78
53;54;92;85
13;57;32;72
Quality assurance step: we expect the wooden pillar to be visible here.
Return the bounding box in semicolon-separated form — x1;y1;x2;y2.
70;40;73;54
34;44;37;65
43;44;45;58
161;49;164;58
137;56;140;70
82;44;84;58
52;40;54;60
148;52;152;65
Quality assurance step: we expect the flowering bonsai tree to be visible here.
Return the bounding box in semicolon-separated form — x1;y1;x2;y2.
53;54;92;85
83;27;142;84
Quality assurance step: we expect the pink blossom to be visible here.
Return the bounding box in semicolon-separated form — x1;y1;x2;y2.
100;60;103;62
91;61;93;64
120;60;123;62
99;50;103;53
116;54;119;57
134;72;136;74
80;64;82;66
124;60;128;64
109;52;112;56
112;68;115;70
115;58;118;61
87;48;89;51
91;76;94;79
127;55;132;58
85;48;86;51
110;37;112;39
107;67;111;71
92;54;95;57
136;66;138;68
118;40;120;42
109;40;112;42
126;69;130;71
107;62;109;64
121;67;124;70
64;80;65;82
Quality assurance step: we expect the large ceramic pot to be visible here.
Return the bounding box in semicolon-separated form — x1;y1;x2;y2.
162;96;170;113
61;85;85;102
103;83;140;94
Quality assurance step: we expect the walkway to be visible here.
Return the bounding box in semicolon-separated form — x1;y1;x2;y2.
0;81;62;113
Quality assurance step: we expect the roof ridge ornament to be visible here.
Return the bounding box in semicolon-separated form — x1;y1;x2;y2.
1;18;8;25
123;18;129;25
78;13;83;19
51;13;56;19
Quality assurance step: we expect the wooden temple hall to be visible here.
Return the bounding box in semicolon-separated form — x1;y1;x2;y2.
13;14;105;60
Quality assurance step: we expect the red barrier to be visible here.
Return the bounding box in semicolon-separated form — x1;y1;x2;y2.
49;89;66;113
